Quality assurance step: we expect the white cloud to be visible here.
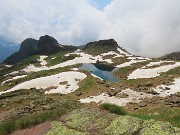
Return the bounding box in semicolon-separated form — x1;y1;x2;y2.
100;0;180;57
0;0;180;57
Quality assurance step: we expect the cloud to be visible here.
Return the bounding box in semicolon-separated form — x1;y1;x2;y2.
0;0;180;57
100;0;180;57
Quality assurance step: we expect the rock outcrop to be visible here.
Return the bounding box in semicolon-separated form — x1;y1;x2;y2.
3;35;77;65
46;108;180;135
161;52;180;61
82;39;122;55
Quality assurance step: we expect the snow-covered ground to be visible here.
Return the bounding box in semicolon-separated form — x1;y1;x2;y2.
100;51;124;58
20;48;136;73
143;61;174;68
154;78;180;97
80;89;153;106
0;71;87;95
38;56;48;66
80;77;180;106
127;56;151;61
21;52;114;73
91;74;103;80
116;59;147;68
49;52;113;70
128;62;180;79
1;75;27;85
6;48;151;75
5;49;179;82
117;48;132;56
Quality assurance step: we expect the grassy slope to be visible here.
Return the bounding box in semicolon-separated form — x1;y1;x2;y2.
0;49;180;134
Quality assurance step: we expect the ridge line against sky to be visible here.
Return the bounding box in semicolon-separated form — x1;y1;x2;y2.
0;0;180;57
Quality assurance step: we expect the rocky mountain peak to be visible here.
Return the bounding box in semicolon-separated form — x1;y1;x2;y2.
19;38;38;54
2;35;77;64
82;39;120;55
36;35;61;55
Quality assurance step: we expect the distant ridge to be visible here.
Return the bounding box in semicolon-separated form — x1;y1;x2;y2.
3;35;77;65
160;52;180;61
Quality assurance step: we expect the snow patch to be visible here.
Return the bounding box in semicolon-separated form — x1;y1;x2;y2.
91;74;103;80
80;89;153;106
0;71;87;95
143;61;174;68
154;78;180;97
116;59;147;68
128;62;180;79
38;56;48;66
1;75;27;85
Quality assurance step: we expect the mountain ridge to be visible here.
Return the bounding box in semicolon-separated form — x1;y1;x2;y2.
3;35;77;65
2;36;128;65
0;36;180;134
160;52;180;61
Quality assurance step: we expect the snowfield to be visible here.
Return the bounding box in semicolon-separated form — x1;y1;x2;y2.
144;61;174;67
80;89;153;106
80;77;180;106
128;62;180;79
21;52;113;73
38;55;48;66
154;78;180;97
0;71;87;95
21;49;151;73
1;75;27;85
116;59;147;68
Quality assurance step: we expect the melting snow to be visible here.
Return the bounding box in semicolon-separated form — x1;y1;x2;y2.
154;78;180;97
80;89;153;106
128;62;180;79
0;71;87;95
1;75;27;85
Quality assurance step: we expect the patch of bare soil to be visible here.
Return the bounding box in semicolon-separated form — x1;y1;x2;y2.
11;121;51;135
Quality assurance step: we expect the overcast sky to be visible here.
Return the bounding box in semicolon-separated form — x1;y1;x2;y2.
0;0;180;57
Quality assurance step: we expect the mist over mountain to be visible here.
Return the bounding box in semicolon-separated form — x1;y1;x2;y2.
0;38;19;62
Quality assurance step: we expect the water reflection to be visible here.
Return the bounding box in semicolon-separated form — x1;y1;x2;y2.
79;63;119;82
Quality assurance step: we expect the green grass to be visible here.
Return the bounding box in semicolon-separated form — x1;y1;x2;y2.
0;55;41;76
100;103;180;128
77;77;96;93
130;107;180;128
0;108;67;135
100;103;128;115
0;84;11;92
115;66;137;79
45;52;79;66
130;114;152;120
161;66;180;76
0;99;80;135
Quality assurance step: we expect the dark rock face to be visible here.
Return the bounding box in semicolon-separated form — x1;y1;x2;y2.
36;35;61;55
161;52;180;60
19;38;38;57
82;39;120;55
3;35;77;65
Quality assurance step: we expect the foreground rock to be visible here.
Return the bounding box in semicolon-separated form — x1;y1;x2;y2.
46;108;180;135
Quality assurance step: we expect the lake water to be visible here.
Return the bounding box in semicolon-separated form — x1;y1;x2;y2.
79;63;119;82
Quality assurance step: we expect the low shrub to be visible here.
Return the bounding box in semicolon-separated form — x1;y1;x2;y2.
100;103;128;115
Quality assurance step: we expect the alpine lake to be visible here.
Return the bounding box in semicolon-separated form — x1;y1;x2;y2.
79;63;119;82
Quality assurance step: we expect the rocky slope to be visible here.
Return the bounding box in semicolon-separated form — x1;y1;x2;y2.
82;39;128;55
12;108;180;135
161;52;180;61
0;37;180;135
3;35;77;65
